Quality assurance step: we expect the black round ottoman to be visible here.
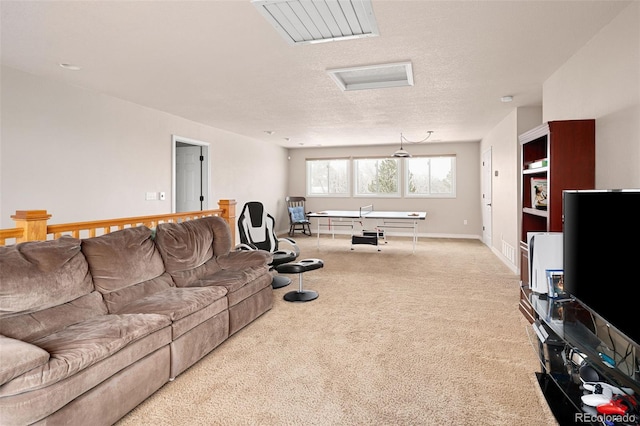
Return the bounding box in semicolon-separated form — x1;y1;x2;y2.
275;258;324;302
271;249;298;289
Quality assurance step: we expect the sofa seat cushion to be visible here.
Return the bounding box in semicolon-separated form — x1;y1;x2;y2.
0;313;170;397
0;336;50;386
97;273;175;314
216;250;273;270
0;236;93;318
193;265;269;292
115;286;228;322
196;266;273;307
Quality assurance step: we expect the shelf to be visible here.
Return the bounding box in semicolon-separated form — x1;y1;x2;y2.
523;166;548;175
529;293;640;424
519;120;594;264
532;295;640;386
523;207;548;217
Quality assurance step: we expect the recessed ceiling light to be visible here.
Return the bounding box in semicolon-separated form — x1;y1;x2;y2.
328;62;414;91
59;63;81;71
501;96;513;103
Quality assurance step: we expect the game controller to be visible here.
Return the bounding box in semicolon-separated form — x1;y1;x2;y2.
581;382;636;407
583;381;635;396
596;394;639;416
582;391;612;407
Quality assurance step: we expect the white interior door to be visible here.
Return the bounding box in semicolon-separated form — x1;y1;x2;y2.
173;136;209;213
482;148;492;246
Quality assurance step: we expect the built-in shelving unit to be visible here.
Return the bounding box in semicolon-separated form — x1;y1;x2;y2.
518;120;595;323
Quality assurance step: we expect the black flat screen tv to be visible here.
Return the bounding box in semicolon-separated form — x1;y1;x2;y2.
563;189;640;346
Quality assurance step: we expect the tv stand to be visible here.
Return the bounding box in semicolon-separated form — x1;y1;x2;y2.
528;293;639;425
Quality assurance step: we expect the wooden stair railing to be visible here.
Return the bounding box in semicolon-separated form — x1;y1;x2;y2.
0;199;236;246
0;227;25;246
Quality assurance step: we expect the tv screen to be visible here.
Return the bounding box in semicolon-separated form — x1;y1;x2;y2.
563;189;640;346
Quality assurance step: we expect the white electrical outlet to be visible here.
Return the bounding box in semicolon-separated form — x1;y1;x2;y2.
159;192;165;201
464;219;468;225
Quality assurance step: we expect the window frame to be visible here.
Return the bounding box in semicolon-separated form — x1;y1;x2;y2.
353;157;401;198
403;155;457;198
305;158;351;197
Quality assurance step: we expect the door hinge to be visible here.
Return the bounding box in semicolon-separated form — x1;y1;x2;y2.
199;196;204;202
199;155;204;162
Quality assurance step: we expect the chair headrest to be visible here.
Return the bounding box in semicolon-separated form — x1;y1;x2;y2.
245;202;265;228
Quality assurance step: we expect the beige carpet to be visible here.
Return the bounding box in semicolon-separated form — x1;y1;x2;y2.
117;235;557;426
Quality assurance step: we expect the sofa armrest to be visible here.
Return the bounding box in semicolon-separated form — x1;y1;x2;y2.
0;335;50;386
216;249;273;270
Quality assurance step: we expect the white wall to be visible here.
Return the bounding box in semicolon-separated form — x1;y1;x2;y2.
0;66;289;236
481;1;639;273
480;107;542;271
543;1;640;189
2;1;637;248
286;142;482;238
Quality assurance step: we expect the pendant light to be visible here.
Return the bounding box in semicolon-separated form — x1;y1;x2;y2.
392;131;433;157
392;133;411;158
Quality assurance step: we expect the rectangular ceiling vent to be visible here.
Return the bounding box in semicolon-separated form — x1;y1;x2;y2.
251;0;379;45
327;62;414;91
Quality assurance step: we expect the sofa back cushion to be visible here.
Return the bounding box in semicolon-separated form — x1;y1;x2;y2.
154;216;231;287
0;236;94;319
0;292;108;342
81;226;174;313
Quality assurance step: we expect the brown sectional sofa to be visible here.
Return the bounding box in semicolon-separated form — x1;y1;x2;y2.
0;216;273;425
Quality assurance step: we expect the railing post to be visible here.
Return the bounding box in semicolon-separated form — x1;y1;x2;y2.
218;199;236;247
10;210;52;242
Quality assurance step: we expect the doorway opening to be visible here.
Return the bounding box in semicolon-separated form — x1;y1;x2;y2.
172;135;210;213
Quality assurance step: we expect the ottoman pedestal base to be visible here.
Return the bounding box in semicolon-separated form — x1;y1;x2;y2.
275;258;324;303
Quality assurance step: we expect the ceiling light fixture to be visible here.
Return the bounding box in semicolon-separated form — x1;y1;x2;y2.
392;132;434;158
501;95;513;103
251;0;379;45
328;62;413;91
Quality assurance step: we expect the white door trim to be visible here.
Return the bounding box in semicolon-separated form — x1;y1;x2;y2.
481;148;492;247
172;135;211;213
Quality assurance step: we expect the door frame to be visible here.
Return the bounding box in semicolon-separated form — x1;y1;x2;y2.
481;147;492;247
172;135;210;213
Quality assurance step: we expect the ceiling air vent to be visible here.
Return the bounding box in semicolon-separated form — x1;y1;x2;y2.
327;62;414;91
251;0;379;45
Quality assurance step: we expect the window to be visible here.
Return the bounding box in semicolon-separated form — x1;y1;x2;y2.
354;158;400;197
405;156;456;197
306;159;349;196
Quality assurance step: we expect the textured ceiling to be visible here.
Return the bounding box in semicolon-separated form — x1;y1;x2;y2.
0;0;630;148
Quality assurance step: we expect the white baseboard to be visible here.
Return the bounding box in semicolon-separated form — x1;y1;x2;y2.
491;245;519;274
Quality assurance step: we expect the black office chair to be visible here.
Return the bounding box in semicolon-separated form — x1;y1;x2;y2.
237;201;300;289
286;196;312;237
